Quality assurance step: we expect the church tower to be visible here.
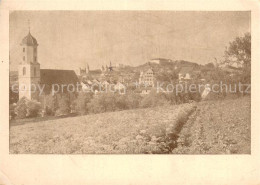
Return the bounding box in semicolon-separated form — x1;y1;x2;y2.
18;26;40;100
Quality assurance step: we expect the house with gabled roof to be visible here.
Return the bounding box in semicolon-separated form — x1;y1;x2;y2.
101;80;110;86
114;82;126;94
139;68;155;87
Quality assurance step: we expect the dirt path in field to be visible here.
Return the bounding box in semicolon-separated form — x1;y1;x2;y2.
172;97;251;154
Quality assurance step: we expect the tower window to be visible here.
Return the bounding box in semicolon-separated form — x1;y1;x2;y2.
34;48;36;52
23;48;25;52
23;56;25;61
34;67;36;77
35;56;37;62
23;67;26;76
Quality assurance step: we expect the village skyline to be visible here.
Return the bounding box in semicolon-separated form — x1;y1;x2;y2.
10;11;250;71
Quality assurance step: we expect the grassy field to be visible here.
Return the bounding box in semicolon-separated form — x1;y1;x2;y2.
10;103;196;154
172;96;251;154
10;96;250;154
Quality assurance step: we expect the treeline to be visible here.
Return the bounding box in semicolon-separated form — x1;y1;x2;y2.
11;89;201;120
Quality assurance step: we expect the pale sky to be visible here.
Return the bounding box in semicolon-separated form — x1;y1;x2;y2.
9;11;250;71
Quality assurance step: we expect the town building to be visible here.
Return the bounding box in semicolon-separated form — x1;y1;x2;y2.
178;66;194;81
114;82;126;94
139;68;155;87
76;63;103;80
140;87;152;95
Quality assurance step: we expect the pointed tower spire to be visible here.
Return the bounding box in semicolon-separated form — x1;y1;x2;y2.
28;19;30;33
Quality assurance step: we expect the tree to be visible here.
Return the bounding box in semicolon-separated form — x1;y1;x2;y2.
224;32;251;85
14;97;42;119
45;94;59;115
55;94;70;116
75;92;93;115
125;93;143;109
9;86;19;104
26;100;41;117
205;62;215;69
14;97;28;119
156;69;179;85
140;90;170;108
115;94;128;110
87;93;118;114
224;32;251;68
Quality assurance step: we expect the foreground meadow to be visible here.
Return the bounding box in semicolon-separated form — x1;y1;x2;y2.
10;96;250;154
10;103;196;154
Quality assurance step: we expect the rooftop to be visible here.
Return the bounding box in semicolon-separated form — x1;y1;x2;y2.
40;69;79;85
21;32;38;46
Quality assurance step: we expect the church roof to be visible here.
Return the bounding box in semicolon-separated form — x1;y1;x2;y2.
40;69;79;85
21;32;38;46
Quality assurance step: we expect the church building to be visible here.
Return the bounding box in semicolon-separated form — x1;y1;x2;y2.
18;30;79;101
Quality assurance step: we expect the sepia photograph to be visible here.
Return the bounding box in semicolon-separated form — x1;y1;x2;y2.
9;11;251;154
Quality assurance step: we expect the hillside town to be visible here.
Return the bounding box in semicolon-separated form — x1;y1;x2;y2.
9;28;247;120
9;29;244;102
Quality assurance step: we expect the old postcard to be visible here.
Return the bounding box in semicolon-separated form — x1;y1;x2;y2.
1;0;260;184
8;10;251;154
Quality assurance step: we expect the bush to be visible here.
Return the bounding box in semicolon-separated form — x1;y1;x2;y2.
26;100;41;117
87;93;118;114
75;92;93;115
14;97;28;119
125;93;143;109
9;86;19;104
14;97;42;119
140;90;170;108
85;88;198;114
164;92;178;105
45;94;59;116
86;92;144;114
10;103;17;120
55;94;70;116
189;91;201;102
115;95;128;110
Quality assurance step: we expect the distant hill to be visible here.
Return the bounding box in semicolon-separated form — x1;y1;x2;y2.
131;59;200;74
